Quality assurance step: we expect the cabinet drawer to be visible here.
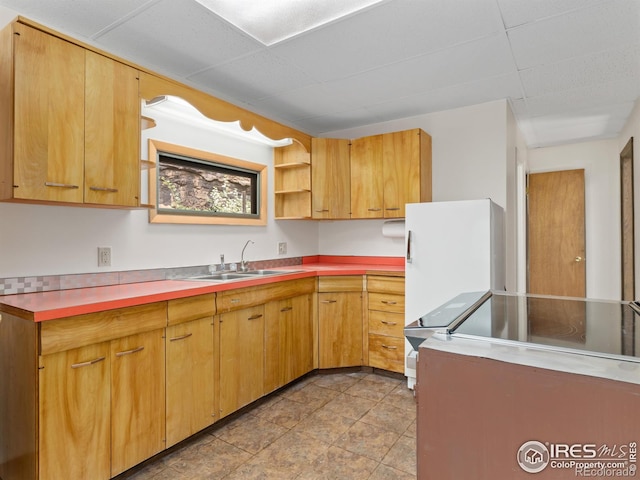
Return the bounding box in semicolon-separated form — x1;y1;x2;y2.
168;294;215;326
368;292;404;313
367;275;404;294
217;278;315;313
368;334;404;373
317;275;363;292
368;310;404;337
40;302;167;355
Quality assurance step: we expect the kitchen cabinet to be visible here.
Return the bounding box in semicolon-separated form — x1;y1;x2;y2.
274;140;311;219
264;293;314;394
110;328;165;477
219;305;265;418
366;275;405;373
351;129;432;219
311;138;351;219
166;294;217;448
318;276;364;368
0;22;140;207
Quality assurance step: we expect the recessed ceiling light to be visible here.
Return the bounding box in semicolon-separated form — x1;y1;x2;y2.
194;0;384;45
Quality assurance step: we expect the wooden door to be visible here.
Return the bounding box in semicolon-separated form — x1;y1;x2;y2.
39;342;111;480
219;305;264;417
311;138;351;219
13;24;84;203
85;52;140;207
620;138;635;300
351;134;384;218
527;169;586;297
318;292;363;368
111;329;165;477
165;317;216;448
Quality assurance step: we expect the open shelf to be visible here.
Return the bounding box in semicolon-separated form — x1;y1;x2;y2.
274;141;311;219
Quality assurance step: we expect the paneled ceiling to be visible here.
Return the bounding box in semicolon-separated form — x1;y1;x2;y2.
0;0;638;148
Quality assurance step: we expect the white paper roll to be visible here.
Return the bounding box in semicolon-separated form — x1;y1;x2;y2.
382;220;405;238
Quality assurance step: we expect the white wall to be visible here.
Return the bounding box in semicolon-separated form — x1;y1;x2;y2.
527;139;620;300
618;100;640;299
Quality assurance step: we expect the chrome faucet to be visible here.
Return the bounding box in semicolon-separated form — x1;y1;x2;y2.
239;240;254;272
219;254;226;272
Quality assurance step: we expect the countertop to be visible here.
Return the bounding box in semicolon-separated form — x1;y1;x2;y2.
0;259;404;322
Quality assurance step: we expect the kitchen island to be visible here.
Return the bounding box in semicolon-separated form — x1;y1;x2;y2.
413;291;640;480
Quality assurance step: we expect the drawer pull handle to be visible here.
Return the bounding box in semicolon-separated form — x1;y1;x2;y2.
315;209;329;212
381;300;397;305
367;208;381;211
381;320;398;326
385;207;400;211
71;356;106;369
280;307;293;312
248;314;263;320
89;186;119;193
230;299;241;303
382;344;398;350
321;300;337;304
115;346;144;357
169;333;193;342
45;182;79;189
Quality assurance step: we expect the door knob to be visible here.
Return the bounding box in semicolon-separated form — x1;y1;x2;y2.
575;256;583;262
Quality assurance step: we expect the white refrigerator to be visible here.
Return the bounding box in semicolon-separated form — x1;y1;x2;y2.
404;199;505;387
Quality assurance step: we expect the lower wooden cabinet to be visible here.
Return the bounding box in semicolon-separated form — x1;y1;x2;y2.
38;342;111;480
219;305;265;418
110;329;166;477
264;293;314;393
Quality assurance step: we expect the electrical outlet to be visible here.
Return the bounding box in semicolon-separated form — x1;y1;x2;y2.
278;242;287;255
98;247;112;267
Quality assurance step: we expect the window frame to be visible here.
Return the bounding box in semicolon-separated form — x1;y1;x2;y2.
148;139;267;225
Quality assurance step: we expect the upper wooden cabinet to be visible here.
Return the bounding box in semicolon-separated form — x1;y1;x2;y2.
311;138;351;219
0;22;140;207
351;128;432;219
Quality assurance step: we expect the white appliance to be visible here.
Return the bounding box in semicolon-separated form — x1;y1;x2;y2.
404;199;505;387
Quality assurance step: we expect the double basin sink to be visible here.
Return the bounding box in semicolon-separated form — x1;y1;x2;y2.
184;269;302;283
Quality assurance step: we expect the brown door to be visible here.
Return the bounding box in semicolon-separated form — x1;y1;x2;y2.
620;138;635;301
527;169;586;297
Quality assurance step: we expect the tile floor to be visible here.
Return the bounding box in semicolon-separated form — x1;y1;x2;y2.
117;371;417;480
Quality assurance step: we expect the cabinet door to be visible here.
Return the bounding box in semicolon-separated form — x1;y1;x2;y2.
318;292;363;368
111;329;165;477
39;342;110;480
13;24;84;203
219;305;264;418
85;51;140;207
311;138;350;219
265;294;313;393
166;317;216;448
382;129;422;218
350;134;383;218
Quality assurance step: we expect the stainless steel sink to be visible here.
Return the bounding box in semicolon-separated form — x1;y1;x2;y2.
183;269;303;283
237;269;301;276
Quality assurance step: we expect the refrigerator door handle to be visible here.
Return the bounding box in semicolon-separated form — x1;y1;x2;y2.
406;230;413;263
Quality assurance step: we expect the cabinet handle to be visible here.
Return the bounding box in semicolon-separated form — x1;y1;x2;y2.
315;209;329;212
381;300;397;305
381;320;398;326
248;314;263;320
115;346;144;357
89;186;119;193
280;306;293;312
406;230;413;264
230;299;241;304
45;182;79;189
368;208;382;212
321;299;337;304
385;207;400;211
169;333;193;342
71;356;106;369
382;344;398;350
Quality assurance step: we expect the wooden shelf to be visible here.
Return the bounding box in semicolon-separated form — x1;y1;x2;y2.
140;160;156;170
141;115;156;130
275;189;310;195
274;162;310;169
274;141;311;219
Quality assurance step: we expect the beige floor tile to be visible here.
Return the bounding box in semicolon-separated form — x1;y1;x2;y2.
404;419;417;439
284;383;339;409
380;383;416;411
292;408;356;444
381;435;417;476
319;392;377;421
333;420;401;461
344;378;397;402
369;463;417;480
252;430;331;475
254;396;318;428
214;414;288;454
360;402;416;435
312;373;361;392
297;445;379;480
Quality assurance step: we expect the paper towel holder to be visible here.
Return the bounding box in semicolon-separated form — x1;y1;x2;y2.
382;219;405;238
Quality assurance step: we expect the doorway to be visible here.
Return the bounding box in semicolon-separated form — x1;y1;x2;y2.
527;169;586;297
620;137;634;301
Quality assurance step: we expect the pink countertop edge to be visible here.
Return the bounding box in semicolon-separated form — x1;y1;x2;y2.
0;261;404;322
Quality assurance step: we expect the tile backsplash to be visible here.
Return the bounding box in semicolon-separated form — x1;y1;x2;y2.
0;257;303;296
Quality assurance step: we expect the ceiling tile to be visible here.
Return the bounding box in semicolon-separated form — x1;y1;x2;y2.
497;0;606;28
96;0;262;76
519;44;640;98
508;1;640;70
271;0;504;82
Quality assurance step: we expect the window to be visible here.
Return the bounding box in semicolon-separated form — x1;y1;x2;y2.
148;139;267;225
